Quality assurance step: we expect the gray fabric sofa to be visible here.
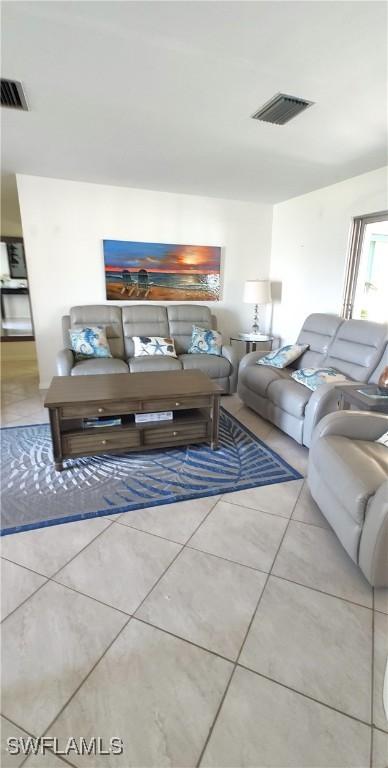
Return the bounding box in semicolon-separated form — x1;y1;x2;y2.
308;411;388;587
56;304;238;393
238;313;388;446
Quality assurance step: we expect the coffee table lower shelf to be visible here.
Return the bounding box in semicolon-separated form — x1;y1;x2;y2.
48;407;219;471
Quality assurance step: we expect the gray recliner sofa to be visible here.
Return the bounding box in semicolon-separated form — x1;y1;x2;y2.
56;304;238;393
238;313;388;447
308;410;388;587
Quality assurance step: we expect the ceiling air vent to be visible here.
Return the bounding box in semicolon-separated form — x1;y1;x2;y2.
1;79;28;110
252;93;313;125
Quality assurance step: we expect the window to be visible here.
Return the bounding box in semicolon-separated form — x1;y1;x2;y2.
342;211;388;322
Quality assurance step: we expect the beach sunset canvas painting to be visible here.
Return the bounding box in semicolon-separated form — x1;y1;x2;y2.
104;240;221;301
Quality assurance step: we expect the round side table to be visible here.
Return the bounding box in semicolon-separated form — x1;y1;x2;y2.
230;333;274;354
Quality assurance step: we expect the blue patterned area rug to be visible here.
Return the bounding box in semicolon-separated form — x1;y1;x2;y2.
1;409;302;536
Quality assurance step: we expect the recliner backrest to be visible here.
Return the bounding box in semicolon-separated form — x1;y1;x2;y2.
167;305;212;353
295;314;344;370
122;305;169;357
323;319;388;382
369;344;388;384
67;305;125;359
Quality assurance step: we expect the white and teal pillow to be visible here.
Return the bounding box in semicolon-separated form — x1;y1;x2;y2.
188;326;222;356
376;430;388;447
257;343;309;369
132;336;177;357
291;367;348;391
69;326;112;360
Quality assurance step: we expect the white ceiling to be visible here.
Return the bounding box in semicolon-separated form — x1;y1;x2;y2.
1;0;387;225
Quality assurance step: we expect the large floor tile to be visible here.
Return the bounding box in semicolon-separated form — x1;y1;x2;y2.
375;588;388;615
1;390;27;406
117;496;220;544
1;580;127;736
1;716;31;768
189;499;288;571
2;415;47;428
24;752;75;767
2;398;47;420
13;410;48;425
201;667;371;767
137;547;266;659
1;720;73;768
1;559;47;620
372;728;388;767
374;611;388;733
223;478;302;519
0;518;111;577
240;575;372;722
1;404;49;426
272;520;373;607
228;406;273;440
55;522;181;614
51;619;232;767
265;428;308;475
291;481;329;528
220;394;243;415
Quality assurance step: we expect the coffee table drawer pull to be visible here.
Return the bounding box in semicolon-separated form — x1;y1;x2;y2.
143;396;211;412
144;422;207;446
60;400;138;419
63;430;140;455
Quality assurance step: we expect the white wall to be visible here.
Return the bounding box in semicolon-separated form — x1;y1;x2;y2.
17;175;273;387
270;166;388;344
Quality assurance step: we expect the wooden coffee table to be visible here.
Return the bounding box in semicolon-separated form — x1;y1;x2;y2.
44;370;222;471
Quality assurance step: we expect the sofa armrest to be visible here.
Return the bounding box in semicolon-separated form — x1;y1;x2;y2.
359;479;388;587
221;344;239;393
303;381;361;447
238;350;269;374
56;348;75;376
311;410;388;446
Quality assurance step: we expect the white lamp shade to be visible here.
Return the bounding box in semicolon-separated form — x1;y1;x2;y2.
243;280;271;304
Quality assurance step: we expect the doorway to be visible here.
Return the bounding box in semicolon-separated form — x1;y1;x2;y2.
0;236;34;340
342;211;388;322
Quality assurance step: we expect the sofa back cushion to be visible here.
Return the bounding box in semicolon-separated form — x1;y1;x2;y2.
122;305;169;357
295;313;343;370
323;319;388;382
167;305;212;353
66;306;125;359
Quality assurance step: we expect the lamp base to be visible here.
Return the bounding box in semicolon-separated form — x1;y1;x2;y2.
251;304;260;335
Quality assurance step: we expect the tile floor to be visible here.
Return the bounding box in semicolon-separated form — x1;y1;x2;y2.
1;343;388;767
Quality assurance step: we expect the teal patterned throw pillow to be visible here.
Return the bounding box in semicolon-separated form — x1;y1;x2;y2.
257;344;309;369
69;326;112;360
291;368;348;391
188;326;222;356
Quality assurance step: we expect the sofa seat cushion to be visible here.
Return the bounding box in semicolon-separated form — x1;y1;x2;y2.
312;435;388;524
267;378;312;418
128;355;182;373
179;353;231;379
242;365;291;398
71;358;129;375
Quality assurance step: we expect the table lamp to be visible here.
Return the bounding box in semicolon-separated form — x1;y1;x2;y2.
243;280;271;334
